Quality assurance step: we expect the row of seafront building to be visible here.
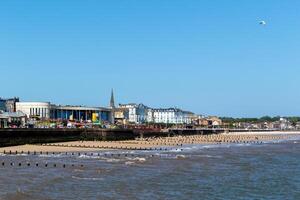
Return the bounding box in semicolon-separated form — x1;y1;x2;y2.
0;93;203;128
115;103;195;124
2;95;299;130
0;97;112;128
230;118;299;130
13;102;197;126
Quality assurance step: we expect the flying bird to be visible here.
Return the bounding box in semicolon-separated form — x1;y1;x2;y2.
259;20;266;25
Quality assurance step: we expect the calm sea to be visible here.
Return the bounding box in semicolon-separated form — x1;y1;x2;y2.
0;139;300;200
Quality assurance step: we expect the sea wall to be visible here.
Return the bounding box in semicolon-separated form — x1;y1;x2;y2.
0;128;136;147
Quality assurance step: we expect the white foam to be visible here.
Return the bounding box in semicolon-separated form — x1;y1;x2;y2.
125;161;135;165
195;155;222;158
104;158;122;163
125;157;146;162
18;154;30;156
78;155;98;159
72;176;103;181
133;157;146;162
168;148;183;152
1;153;30;157
38;154;63;158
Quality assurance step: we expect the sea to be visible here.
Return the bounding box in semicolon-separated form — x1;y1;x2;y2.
0;138;300;200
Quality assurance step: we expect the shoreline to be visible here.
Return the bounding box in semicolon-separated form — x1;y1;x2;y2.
0;131;299;153
224;131;300;135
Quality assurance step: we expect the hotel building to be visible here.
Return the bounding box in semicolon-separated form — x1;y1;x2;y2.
147;108;193;124
117;103;194;124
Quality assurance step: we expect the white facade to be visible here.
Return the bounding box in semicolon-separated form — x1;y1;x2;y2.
119;104;148;124
119;104;193;124
15;102;51;118
148;108;192;124
129;106;137;123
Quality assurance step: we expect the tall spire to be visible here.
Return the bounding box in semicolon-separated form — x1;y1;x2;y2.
110;89;115;108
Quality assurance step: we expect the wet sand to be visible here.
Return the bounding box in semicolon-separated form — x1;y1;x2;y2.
1;131;300;153
0;144;98;153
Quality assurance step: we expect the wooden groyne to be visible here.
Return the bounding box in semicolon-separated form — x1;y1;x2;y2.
167;128;279;136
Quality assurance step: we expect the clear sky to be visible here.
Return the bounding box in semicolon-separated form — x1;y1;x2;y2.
1;0;300;117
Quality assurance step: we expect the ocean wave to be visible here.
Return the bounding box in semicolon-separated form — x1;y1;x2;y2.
78;154;101;159
131;157;146;162
233;143;252;147
38;154;63;158
1;153;30;157
113;150;137;154
157;143;253;154
168;148;184;152
125;161;135;165
124;157;146;165
73;169;84;172
103;158;122;163
71;176;103;181
17;153;30;156
195;154;222;158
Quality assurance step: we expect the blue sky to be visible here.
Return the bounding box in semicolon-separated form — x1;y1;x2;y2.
1;0;300;117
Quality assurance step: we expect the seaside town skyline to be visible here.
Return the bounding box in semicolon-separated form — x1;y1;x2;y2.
1;91;300;130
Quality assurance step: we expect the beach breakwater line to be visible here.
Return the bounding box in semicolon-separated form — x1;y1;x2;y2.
0;151;180;169
0;150;168;158
0;161;84;169
0;135;275;156
134;132;300;147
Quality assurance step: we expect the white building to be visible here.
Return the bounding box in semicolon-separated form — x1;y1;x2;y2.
119;104;194;124
279;118;293;130
119;103;148;124
147;108;193;124
16;102;51;119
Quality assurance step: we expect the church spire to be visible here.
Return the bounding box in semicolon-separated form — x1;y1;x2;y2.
110;89;115;108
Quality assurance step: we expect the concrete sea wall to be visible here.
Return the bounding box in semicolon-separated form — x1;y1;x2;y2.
0;128;136;147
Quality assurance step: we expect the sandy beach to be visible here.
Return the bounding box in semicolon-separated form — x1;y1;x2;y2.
1;131;300;153
222;131;300;135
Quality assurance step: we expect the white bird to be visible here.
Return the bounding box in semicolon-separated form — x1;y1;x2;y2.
259;20;266;25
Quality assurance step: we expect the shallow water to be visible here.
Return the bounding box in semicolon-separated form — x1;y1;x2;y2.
0;140;300;200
